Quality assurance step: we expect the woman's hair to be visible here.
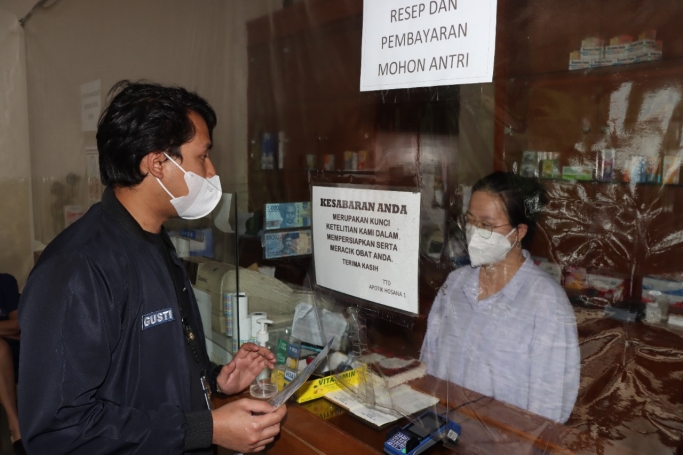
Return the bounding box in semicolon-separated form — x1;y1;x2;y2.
471;171;548;248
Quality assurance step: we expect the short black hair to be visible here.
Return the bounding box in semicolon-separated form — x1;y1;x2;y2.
471;171;548;248
96;80;217;188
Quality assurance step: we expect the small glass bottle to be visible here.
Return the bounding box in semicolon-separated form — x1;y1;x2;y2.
250;318;278;399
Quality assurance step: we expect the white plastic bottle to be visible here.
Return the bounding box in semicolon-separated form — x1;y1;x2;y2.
249;318;278;399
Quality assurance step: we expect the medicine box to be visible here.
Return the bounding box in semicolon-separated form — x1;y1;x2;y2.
569;59;590;71
565;266;587;290
642;276;683;305
586;273;626;304
580;46;604;58
561;166;592;181
645;302;663;324
630;39;663;63
275;367;364;403
604;44;633;65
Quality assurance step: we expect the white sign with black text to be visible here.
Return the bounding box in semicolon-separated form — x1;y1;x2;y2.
360;0;498;91
312;186;421;314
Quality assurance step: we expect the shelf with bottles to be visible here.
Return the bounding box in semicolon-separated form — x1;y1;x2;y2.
507;149;683;187
249;167;382;175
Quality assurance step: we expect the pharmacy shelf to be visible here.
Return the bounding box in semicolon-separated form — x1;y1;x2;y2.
539;178;683;188
507;57;683;87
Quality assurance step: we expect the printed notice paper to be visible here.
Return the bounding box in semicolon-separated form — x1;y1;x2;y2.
360;0;498;91
81;80;101;132
312;186;420;313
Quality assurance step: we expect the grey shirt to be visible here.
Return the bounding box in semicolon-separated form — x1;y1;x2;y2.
420;251;580;423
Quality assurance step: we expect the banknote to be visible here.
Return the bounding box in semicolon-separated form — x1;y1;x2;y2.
264;202;311;230
264;230;312;259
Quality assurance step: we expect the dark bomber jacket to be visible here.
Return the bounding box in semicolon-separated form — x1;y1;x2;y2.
18;188;216;454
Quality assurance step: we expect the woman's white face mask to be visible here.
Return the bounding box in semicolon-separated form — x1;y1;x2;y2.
466;225;517;267
156;153;222;220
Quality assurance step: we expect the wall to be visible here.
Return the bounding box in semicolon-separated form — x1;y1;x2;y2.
0;7;33;288
23;0;281;243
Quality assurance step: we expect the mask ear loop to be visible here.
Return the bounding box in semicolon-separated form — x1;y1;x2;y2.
155;152;187;199
163;152;188;174
163;152;222;193
504;227;522;249
156;177;175;199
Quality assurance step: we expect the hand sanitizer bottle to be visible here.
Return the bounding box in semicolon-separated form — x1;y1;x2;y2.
250;318;278;399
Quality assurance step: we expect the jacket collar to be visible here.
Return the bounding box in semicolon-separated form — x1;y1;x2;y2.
101;187;174;249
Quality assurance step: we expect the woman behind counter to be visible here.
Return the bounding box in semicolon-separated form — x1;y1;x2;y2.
420;171;580;423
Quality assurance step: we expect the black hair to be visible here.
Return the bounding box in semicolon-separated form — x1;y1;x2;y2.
471;171;547;248
96;80;217;188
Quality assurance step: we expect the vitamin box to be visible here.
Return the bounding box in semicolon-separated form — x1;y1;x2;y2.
275;367;364;403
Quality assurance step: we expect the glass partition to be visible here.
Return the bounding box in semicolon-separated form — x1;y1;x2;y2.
16;0;683;453
236;0;683;453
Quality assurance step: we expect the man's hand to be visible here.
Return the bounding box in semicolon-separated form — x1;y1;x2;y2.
212;399;287;453
216;343;276;395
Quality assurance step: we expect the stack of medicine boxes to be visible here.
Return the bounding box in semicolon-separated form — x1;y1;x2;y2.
569;31;662;70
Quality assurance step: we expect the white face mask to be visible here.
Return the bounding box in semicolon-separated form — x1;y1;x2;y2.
156;153;222;220
466;224;517;267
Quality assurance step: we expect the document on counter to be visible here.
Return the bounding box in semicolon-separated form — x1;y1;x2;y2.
324;384;439;428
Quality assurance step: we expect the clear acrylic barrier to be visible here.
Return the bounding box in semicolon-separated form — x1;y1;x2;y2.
11;0;683;453
236;1;683;453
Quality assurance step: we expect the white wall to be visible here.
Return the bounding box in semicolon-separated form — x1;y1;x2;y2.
23;0;281;243
0;7;33;288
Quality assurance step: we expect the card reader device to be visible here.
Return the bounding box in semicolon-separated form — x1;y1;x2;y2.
384;410;461;455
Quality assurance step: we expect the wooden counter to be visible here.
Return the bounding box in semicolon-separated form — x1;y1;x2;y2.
214;375;644;455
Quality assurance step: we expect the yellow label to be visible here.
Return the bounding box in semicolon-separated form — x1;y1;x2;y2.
293;368;363;403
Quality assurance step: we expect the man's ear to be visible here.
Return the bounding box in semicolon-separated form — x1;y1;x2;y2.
141;152;166;179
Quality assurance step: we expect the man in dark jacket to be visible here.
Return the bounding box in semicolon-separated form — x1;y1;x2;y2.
18;81;286;454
